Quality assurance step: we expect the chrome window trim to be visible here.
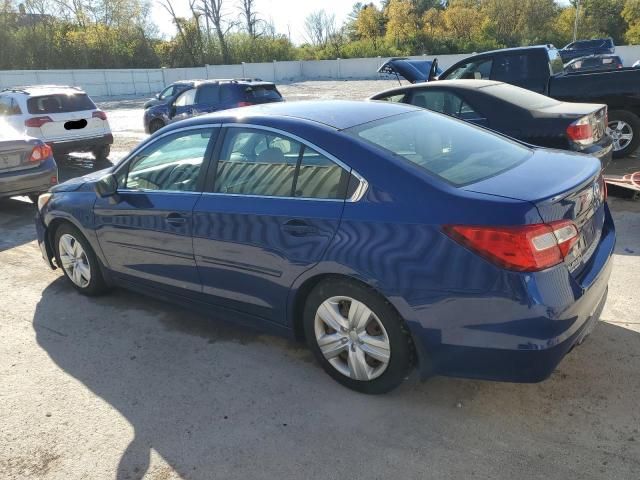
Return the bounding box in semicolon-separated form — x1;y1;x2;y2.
200;192;343;203
220;123;368;202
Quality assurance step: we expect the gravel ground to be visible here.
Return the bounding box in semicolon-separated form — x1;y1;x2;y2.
1;80;640;480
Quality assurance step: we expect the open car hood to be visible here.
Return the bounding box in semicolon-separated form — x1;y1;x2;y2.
377;58;442;84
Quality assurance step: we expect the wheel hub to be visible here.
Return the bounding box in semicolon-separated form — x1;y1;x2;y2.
607;120;633;152
314;296;391;381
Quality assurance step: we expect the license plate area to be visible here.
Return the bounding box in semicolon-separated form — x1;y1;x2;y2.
64;119;87;130
0;153;22;170
566;209;604;272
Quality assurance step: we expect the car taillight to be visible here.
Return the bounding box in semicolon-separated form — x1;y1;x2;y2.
25;116;53;128
93;111;107;120
29;144;53;163
237;101;253;107
443;220;579;272
566;115;596;146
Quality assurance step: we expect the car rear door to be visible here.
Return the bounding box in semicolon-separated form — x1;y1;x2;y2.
94;125;219;292
192;125;350;324
25;93;107;142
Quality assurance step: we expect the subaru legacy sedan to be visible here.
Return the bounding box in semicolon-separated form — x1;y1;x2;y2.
35;101;614;394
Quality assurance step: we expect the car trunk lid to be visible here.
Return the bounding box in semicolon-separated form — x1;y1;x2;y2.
377;58;439;83
463;148;605;276
0;130;39;173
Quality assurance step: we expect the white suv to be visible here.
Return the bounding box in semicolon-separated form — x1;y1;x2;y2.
0;85;113;161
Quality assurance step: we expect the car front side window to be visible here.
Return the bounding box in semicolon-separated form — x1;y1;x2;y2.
121;128;216;192
443;59;493;80
174;89;196;107
159;86;175;100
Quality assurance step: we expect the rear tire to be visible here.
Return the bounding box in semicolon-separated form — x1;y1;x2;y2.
54;223;109;296
608;110;640;159
93;145;111;163
303;278;414;394
149;119;165;134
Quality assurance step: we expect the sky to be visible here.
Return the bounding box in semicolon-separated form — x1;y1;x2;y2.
151;0;382;45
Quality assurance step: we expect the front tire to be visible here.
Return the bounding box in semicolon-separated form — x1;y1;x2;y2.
608;110;640;159
303;278;414;394
54;223;109;296
149;119;165;134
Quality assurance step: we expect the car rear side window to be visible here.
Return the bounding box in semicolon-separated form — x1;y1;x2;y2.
0;97;21;116
444;59;492;80
213;127;347;199
121;128;216;192
27;94;95;114
346;111;531;187
410;90;480;120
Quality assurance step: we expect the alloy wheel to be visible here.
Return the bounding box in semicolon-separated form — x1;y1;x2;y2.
314;296;391;381
58;233;91;288
607;119;634;152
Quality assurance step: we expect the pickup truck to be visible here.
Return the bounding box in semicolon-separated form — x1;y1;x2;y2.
392;45;640;158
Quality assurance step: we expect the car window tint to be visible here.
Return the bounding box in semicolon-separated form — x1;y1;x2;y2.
220;85;235;103
174;89;196;107
214;128;299;196
0;97;15;116
444;59;492;80
159;86;175;100
346;110;531;187
27;94;95;114
376;93;406;103
410;90;480;119
197;84;219;104
123;128;215;192
295;148;348;199
492;55;531;82
245;85;282;101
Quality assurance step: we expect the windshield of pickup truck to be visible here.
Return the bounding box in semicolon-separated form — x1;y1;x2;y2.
480;83;560;109
346;110;531;187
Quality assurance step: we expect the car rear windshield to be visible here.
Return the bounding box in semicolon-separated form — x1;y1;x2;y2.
480;83;560;109
27;93;96;114
345;111;531;187
245;85;281;101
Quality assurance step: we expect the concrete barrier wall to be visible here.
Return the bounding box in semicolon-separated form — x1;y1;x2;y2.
2;46;640;97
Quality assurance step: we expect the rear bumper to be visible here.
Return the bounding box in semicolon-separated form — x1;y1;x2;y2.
49;133;113;154
576;136;613;170
411;204;616;382
0;156;57;198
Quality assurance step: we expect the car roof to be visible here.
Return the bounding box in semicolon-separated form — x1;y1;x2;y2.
472;45;555;57
174;100;421;130
192;78;275;88
1;85;87;96
369;80;505;99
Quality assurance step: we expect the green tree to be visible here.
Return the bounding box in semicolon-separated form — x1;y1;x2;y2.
385;0;419;47
356;3;384;48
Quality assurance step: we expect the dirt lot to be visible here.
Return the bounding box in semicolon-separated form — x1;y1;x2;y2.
1;80;640;480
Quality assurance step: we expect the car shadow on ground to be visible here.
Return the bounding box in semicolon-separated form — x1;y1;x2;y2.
33;276;640;479
0;197;37;251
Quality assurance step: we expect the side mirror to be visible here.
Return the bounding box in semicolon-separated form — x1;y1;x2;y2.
94;173;118;198
155;93;161;99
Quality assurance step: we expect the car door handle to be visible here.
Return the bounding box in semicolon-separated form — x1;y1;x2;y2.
165;213;188;226
281;219;317;236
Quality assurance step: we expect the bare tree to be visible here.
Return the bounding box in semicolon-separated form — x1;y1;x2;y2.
304;9;335;47
238;0;259;37
158;0;199;65
199;0;232;64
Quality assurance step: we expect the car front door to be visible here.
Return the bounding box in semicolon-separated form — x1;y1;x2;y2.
171;88;197;122
94;126;219;292
192;125;351;324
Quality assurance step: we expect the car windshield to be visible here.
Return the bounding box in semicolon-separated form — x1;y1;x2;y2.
27;93;96;114
345;111;531;187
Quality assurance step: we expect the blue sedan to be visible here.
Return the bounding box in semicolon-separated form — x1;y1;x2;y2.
35;100;614;393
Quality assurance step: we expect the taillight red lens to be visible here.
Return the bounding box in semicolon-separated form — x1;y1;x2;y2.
92;111;107;120
443;220;579;272
566;115;594;145
29;144;53;163
25;116;53;128
237;101;252;107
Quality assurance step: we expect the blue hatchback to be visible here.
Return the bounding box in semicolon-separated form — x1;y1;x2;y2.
35;101;615;393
